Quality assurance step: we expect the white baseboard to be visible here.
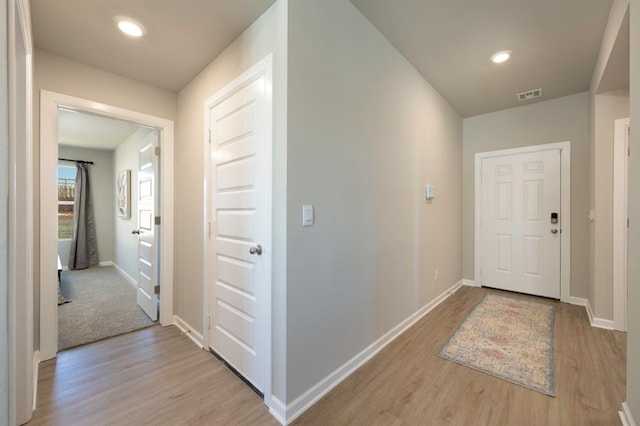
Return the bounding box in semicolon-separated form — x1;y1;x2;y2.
32;351;41;411
584;299;614;330
462;279;480;287
173;315;205;349
620;402;638;426
99;261;114;267
113;263;137;289
283;280;464;424
267;395;287;426
564;297;614;330
563;296;587;306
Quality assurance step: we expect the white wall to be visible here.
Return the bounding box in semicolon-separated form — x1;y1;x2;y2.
286;0;462;403
175;0;288;404
57;146;115;267
33;49;177;348
626;0;640;420
462;93;590;299
114;127;154;284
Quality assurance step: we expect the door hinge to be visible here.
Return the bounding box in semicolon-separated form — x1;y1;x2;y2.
154;146;161;156
208;222;212;237
628;218;630;228
154;285;160;295
207;315;211;330
155;216;161;225
208;129;212;144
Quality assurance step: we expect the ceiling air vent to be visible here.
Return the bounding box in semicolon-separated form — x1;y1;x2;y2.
517;88;543;102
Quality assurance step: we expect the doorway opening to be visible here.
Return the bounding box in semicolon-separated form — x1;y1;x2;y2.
56;108;159;350
40;91;175;361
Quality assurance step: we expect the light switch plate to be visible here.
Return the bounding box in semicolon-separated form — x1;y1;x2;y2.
302;204;314;226
425;185;435;200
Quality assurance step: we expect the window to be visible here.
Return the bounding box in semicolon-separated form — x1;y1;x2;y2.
58;165;76;240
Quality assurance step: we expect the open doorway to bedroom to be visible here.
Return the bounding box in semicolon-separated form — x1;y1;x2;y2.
40;90;175;362
56;108;159;350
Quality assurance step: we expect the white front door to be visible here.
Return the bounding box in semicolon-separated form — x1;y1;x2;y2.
135;131;158;321
206;63;271;392
481;149;561;298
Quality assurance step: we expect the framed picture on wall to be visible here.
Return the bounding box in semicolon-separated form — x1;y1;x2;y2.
117;169;131;218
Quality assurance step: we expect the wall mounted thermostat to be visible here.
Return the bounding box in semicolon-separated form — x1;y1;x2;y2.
425;185;435;200
302;204;314;226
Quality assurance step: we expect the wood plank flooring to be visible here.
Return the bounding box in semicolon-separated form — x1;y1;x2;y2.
28;326;278;426
295;286;626;425
28;286;626;426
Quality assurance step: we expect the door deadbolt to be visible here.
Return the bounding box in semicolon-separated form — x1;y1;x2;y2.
249;245;263;255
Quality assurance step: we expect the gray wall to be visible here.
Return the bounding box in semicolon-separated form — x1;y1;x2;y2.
114;128;154;284
33;49;177;348
287;0;462;402
626;0;639;419
57;146;115;267
176;1;288;402
462;93;590;299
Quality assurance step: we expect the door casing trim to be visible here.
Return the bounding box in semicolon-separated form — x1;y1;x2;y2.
474;141;571;302
39;90;175;361
613;118;630;331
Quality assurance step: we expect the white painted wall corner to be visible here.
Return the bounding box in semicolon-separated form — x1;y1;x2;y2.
173;315;205;349
282;279;464;424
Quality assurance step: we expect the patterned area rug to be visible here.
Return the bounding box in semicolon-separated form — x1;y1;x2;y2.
438;294;555;396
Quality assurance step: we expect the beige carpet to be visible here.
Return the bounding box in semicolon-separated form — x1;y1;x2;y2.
58;265;155;350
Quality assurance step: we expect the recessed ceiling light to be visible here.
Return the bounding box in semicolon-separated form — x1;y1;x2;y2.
114;16;145;37
490;50;511;64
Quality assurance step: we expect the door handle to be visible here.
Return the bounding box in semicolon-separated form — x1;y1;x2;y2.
131;229;143;235
249;244;263;255
550;229;558;234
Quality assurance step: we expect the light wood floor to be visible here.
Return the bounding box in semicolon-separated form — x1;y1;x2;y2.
28;326;278;426
295;286;626;425
28;286;626;426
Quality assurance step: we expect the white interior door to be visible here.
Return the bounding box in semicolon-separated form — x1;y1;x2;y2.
207;68;271;392
135;131;158;321
481;149;561;298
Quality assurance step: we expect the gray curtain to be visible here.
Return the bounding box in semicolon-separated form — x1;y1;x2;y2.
68;163;98;270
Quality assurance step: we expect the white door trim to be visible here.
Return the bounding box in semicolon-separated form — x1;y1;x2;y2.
613;118;630;331
8;0;33;423
203;54;273;404
474;141;571;301
39;90;175;361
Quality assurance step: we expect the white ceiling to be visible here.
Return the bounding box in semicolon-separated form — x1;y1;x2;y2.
59;108;144;150
350;0;615;117
31;0;277;92
31;0;621;117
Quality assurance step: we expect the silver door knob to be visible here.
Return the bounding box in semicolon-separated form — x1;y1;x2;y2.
131;229;142;235
550;229;558;234
249;245;263;255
